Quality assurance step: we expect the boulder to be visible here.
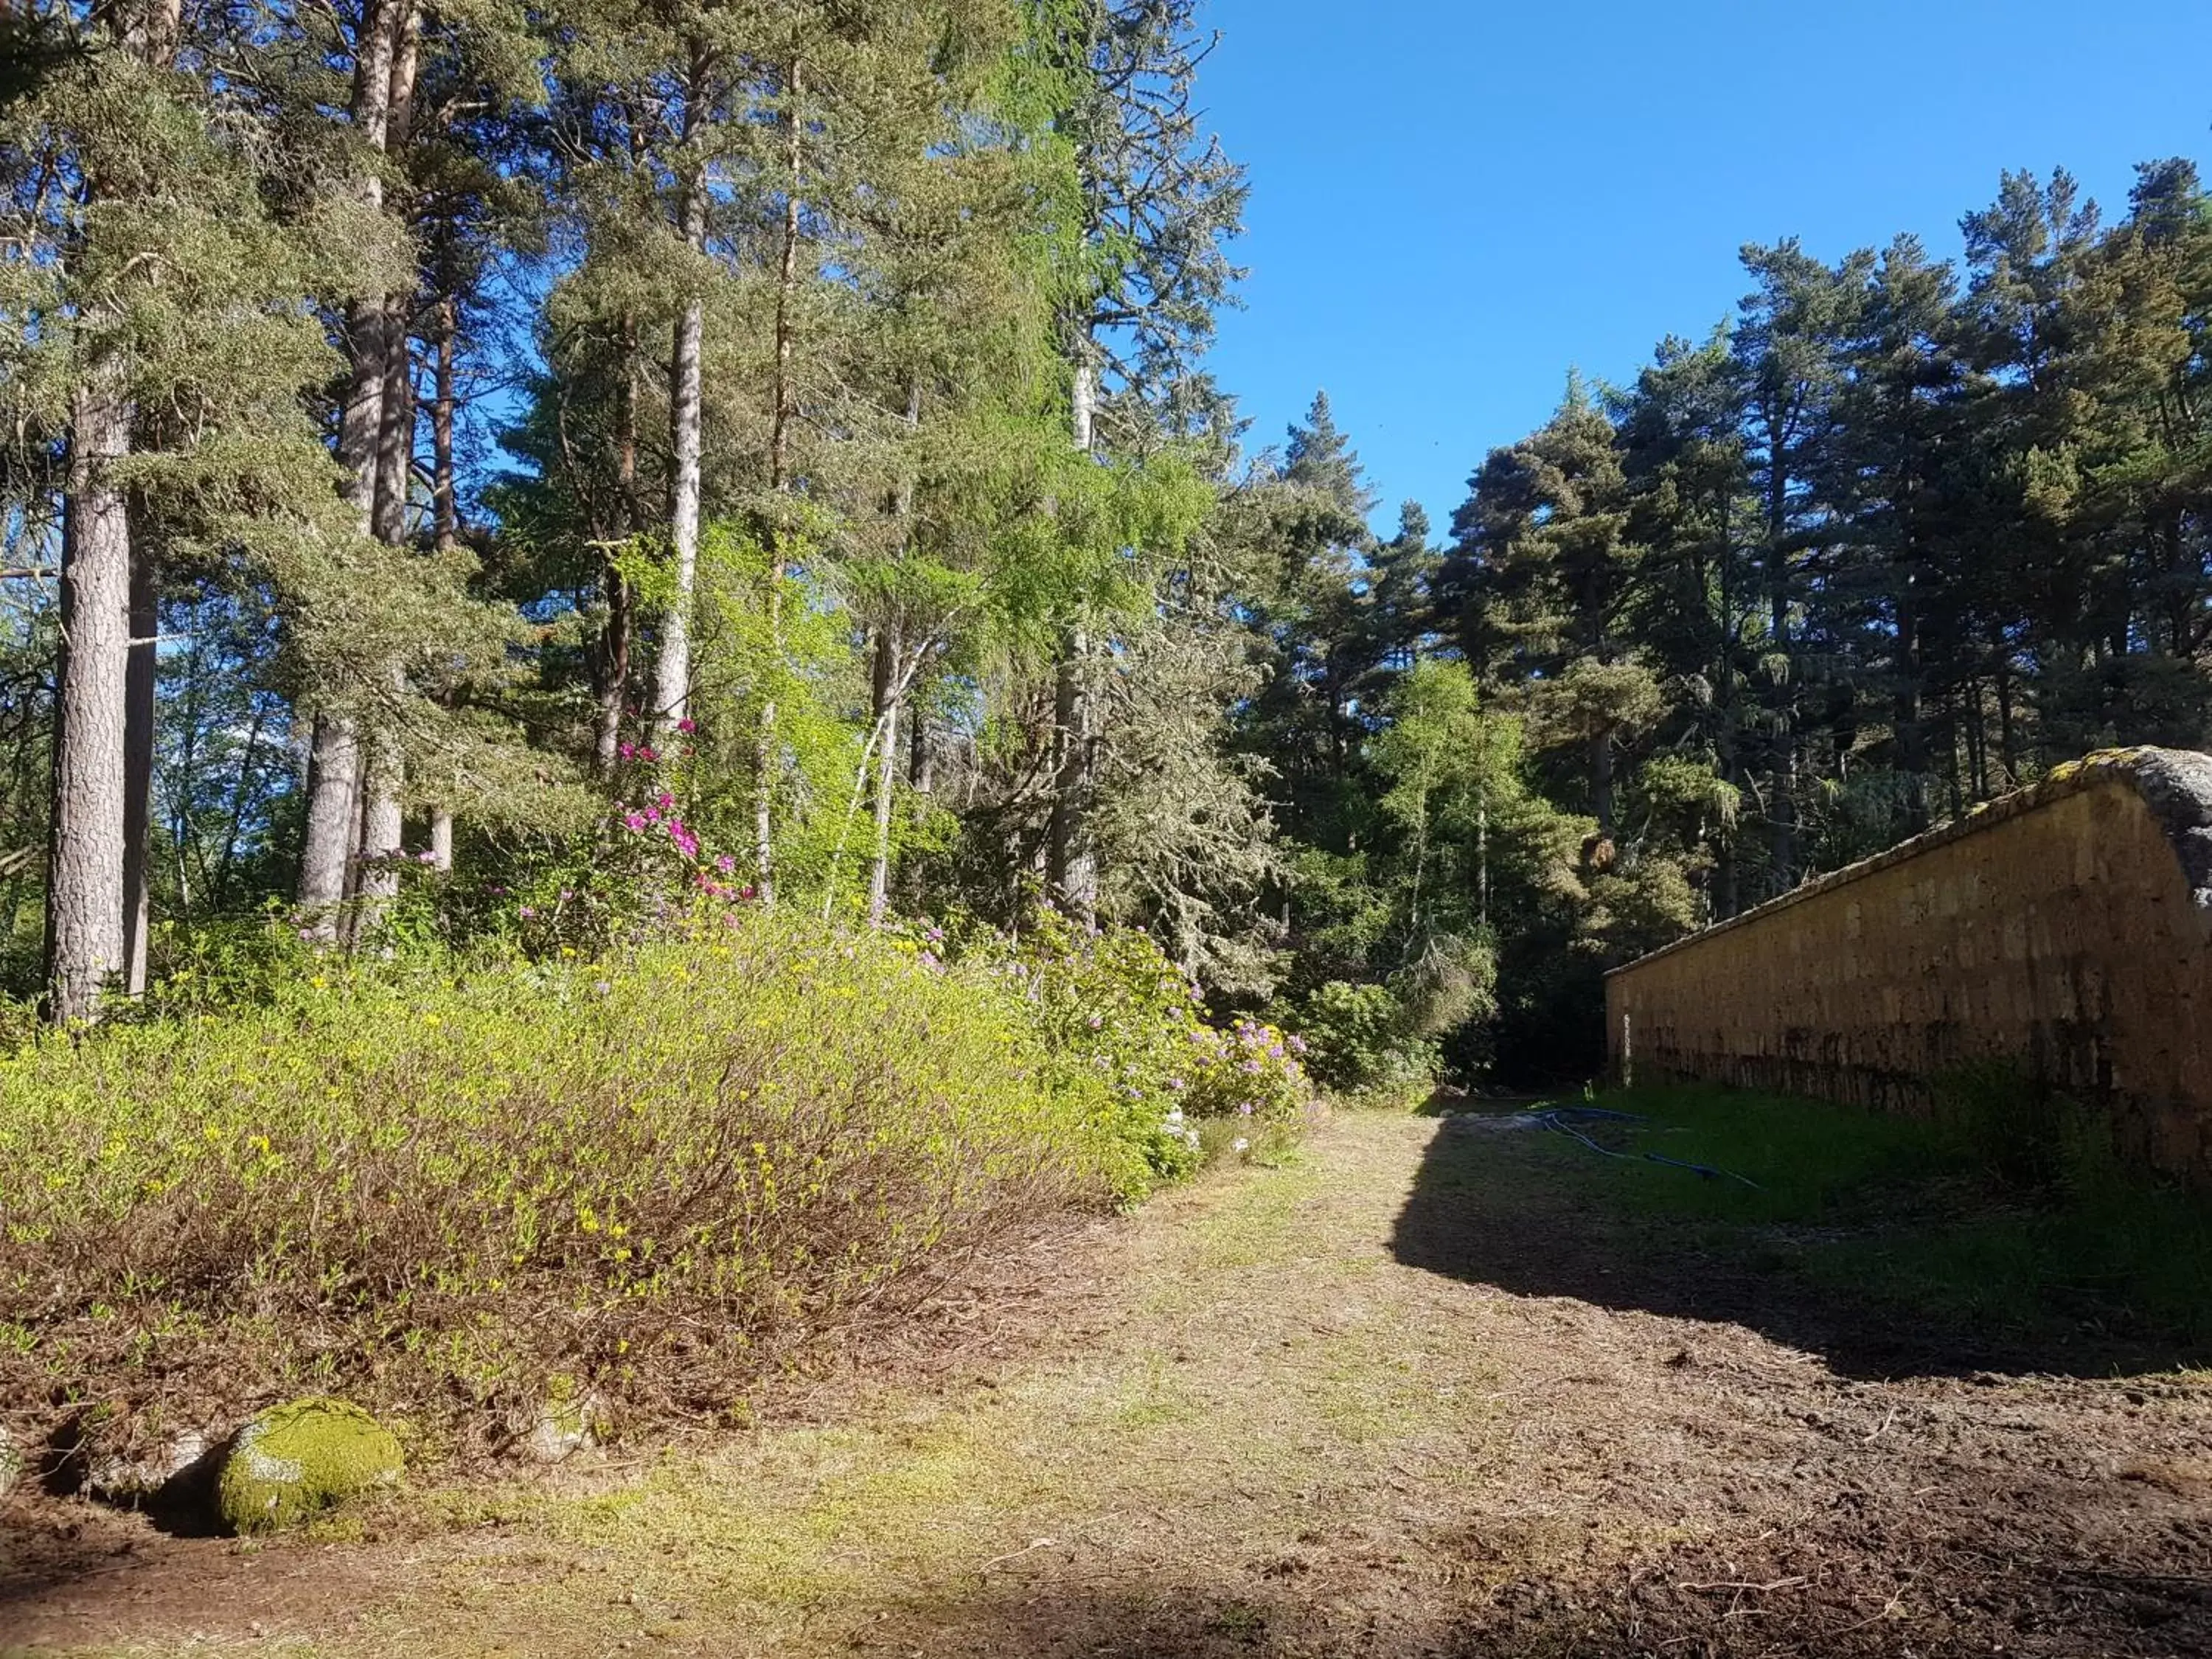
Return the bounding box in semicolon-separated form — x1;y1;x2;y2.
83;1425;220;1506
214;1398;403;1535
518;1376;600;1464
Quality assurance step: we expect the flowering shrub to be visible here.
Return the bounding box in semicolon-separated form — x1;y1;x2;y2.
969;911;1316;1184
0;914;1149;1461
424;788;760;962
1182;1015;1312;1164
975;909;1208;1188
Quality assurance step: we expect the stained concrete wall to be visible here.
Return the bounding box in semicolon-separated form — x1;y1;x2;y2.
1604;747;2212;1184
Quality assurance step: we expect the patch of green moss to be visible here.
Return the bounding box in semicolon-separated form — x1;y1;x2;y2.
215;1397;403;1535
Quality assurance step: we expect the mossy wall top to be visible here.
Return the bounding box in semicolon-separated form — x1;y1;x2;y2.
1604;748;2212;1183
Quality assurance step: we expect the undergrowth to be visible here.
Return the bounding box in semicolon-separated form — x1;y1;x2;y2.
0;911;1280;1464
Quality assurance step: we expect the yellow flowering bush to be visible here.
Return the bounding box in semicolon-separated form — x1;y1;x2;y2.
0;914;1138;1455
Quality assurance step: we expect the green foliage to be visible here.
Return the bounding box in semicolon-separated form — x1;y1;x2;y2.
970;908;1315;1180
0;915;1158;1448
1287;981;1435;1103
1928;1060;2118;1194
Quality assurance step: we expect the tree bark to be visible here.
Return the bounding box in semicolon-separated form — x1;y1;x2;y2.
752;56;804;906
651;292;703;732
1047;629;1098;922
1047;323;1100;920
46;0;183;1021
908;700;932;793
652;58;709;740
597;316;639;777
431;296;458;551
352;2;417;939
121;538;156;995
298;0;399;938
866;631;901;927
424;293;459;869
46;381;133;1023
351;721;405;942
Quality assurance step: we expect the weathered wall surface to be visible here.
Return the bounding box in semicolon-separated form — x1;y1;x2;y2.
1605;748;2212;1184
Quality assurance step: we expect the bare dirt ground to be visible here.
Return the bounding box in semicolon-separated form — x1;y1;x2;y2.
6;1109;2211;1658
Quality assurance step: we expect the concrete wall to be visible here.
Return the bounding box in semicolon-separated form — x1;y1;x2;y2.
1604;748;2212;1184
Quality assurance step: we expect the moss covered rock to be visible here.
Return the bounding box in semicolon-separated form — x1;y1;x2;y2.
214;1398;402;1535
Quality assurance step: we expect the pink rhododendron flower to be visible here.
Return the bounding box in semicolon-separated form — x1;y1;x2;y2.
676;717;697;734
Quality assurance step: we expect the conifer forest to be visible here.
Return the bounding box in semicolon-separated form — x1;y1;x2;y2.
2;0;2208;1076
9;1;2212;1650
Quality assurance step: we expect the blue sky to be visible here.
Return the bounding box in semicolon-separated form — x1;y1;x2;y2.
1194;0;2212;537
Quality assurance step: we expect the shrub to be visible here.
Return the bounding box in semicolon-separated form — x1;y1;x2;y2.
0;914;1141;1459
958;909;1317;1178
1289;980;1437;1102
1181;1015;1314;1162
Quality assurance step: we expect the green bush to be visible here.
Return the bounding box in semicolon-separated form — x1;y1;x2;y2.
967;909;1316;1180
0;914;1145;1455
1289;980;1436;1101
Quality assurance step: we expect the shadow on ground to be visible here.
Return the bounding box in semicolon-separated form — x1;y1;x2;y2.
855;1564;2212;1659
1390;1106;2210;1380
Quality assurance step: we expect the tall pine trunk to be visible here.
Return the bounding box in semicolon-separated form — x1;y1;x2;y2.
866;632;901;927
651;286;703;734
596;316;639;778
1047;626;1098;921
1046;335;1099;921
46;0;182;1021
299;0;399;939
121;539;156;995
652;55;709;740
352;6;419;939
752;57;804;906
426;293;459;869
46;383;132;1022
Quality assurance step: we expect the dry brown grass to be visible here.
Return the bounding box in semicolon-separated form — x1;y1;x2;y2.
8;1110;2212;1658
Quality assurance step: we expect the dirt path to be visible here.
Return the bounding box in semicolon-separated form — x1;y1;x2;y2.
7;1111;2211;1657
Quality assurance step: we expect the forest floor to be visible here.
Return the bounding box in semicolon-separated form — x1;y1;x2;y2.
7;1102;2212;1658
